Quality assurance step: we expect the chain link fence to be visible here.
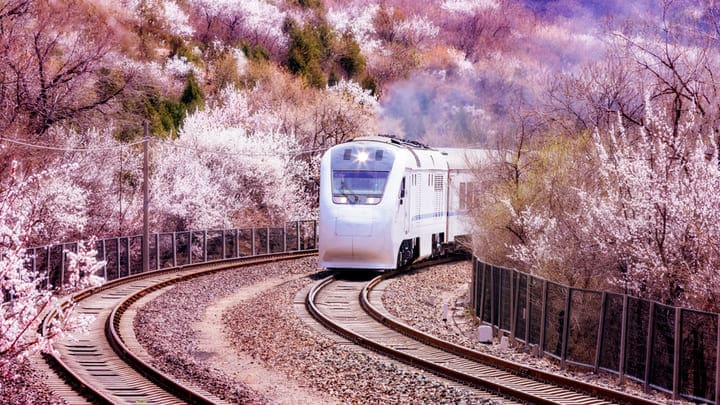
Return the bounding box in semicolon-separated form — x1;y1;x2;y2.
470;257;719;404
26;220;317;290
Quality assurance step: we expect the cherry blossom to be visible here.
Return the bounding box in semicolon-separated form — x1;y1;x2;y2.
161;1;194;37
150;87;314;229
189;0;287;52
397;15;440;46
1;162;105;386
327;4;382;54
506;99;720;311
441;0;500;14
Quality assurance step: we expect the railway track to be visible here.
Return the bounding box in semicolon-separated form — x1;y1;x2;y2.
306;262;657;405
41;251;317;404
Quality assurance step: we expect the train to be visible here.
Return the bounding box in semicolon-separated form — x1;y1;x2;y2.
318;135;491;271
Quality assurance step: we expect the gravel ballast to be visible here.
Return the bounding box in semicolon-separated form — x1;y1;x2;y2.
381;261;687;405
0;360;65;405
134;257;499;404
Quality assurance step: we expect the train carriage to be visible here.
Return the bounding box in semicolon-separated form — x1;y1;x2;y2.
318;135;490;270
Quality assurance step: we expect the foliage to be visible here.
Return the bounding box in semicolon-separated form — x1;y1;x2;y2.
1;160;104;391
151;86;313;229
285;17;369;89
241;42;270;62
180;73;206;113
146;95;187;138
286;20;335;88
506;101;720;311
294;0;323;10
189;0;287;59
0;0;130;136
337;31;366;78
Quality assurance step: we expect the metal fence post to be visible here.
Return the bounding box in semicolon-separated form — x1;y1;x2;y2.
478;262;486;320
539;280;548;357
525;275;531;344
490;266;496;336
46;246;51;289
619;294;628;385
510;270;517;341
672;307;681;400
296;221;300;251
203;230;207;262
643;302;656;393
172;232;177;267
125;237;131;276
594;292;607;373
283;224;287;253
116;238;120;279
102;239;107;280
252;228;256;256
469;258;477;310
187;232;192;264
266;226;270;254
560;288;572;369
222;229;226;259
60;244;66;287
155;233;160;270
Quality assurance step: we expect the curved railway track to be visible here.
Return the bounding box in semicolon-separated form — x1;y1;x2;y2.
306;262;657;405
43;252;660;404
41;251;317;404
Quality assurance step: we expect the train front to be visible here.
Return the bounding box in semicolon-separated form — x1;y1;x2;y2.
318;140;400;270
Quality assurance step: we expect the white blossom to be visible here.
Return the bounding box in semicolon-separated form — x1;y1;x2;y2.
507;98;720;310
151;87;313;229
1;162;105;380
190;0;287;47
397;15;439;46
164;55;201;79
161;0;194;37
327;4;382;54
441;0;500;14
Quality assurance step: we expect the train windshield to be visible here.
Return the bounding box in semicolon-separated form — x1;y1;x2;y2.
332;171;389;205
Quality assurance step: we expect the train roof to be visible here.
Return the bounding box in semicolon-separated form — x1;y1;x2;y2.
437;148;494;170
351;135;431;150
345;135;494;170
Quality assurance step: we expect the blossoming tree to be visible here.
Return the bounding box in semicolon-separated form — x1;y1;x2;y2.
508;101;720;311
1;161;104;392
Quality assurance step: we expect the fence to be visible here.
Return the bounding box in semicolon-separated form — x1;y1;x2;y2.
470;257;719;404
26;220;317;290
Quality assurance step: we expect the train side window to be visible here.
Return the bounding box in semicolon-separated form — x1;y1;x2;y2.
400;177;406;203
459;182;467;210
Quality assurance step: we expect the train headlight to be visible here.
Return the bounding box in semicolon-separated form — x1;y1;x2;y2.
356;151;369;163
365;197;381;204
333;196;348;204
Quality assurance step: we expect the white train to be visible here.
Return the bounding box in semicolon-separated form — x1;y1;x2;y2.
318;135;490;270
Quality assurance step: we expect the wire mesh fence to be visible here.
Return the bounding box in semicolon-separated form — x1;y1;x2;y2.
26;220;317;289
470;257;720;404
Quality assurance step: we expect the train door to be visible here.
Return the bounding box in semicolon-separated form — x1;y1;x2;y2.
400;175;409;235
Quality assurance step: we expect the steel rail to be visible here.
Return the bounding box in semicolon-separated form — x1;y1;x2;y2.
306;260;656;404
41;250;317;404
360;267;657;405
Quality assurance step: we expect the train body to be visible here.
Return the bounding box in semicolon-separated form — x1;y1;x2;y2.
318;135;490;270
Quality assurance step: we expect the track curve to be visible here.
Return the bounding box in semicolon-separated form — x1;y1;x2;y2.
42;251;316;404
307;263;657;405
